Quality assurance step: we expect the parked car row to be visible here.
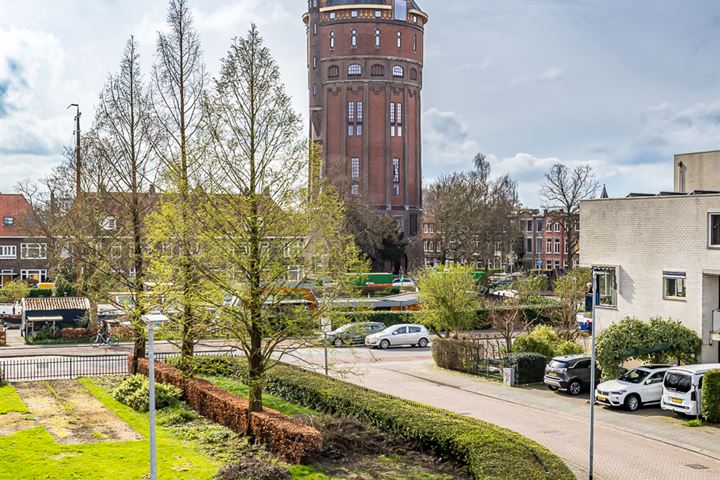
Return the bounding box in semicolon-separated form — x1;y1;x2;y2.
323;322;431;350
544;354;720;415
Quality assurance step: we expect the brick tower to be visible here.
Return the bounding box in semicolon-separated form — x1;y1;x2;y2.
304;0;428;270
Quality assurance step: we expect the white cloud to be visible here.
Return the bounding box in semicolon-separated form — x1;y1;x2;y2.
422;108;481;173
539;65;566;82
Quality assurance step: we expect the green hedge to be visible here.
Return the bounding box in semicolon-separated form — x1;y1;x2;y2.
432;337;503;379
504;353;548;384
331;305;559;331
702;369;720;423
185;356;572;480
28;288;53;298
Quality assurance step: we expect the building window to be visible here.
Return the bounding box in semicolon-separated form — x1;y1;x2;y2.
351;10;358;18
101;216;117;231
397;32;402;49
525;238;532;253
678;161;686;193
371;64;385;76
351;184;359;196
423;223;429;234
663;271;686;300
351;29;358;48
0;245;17;259
348;102;355;136
313;56;317;69
20;269;47;282
595;267;618;307
409;214;418;236
313;24;317;35
351;158;360;179
554;238;560;254
328;65;339;78
394;0;407;21
526;220;533;232
554;222;561;232
348;101;362;136
564;241;568;254
329;31;335;49
709;213;720;247
312;83;317;96
536;219;543;231
348;64;362;76
395;102;403;136
3;216;13;225
413;34;417;52
410;68;417;80
392;65;404;77
546;238;552;254
536;237;543;253
392;158;400;183
375;29;381;48
546;260;552;269
394;216;404;232
356;101;363;135
375;10;382;18
554;260;560;269
21;243;47;259
545;222;552;232
329;12;336;20
393;184;400;196
424;240;430;252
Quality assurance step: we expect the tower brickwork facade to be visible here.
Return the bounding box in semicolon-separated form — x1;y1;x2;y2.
304;0;428;269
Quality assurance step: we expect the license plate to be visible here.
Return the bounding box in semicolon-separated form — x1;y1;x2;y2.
597;395;607;402
671;398;683;404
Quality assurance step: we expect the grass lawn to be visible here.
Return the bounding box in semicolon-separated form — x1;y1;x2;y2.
0;378;220;480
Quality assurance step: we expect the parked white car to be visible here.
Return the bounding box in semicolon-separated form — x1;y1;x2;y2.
595;365;671;412
365;324;430;349
392;278;418;292
661;363;720;416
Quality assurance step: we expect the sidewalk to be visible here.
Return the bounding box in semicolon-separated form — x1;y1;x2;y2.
385;360;720;461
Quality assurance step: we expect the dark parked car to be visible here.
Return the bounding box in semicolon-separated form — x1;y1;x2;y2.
325;322;386;347
544;355;601;395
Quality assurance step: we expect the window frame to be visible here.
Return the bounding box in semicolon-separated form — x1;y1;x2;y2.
392;65;404;78
662;271;687;301
351;157;360;179
348;64;362;76
0;245;17;259
594;266;619;308
709;213;720;248
3;216;14;226
20;243;47;260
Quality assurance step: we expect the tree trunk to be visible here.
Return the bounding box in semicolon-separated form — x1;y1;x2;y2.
130;336;145;374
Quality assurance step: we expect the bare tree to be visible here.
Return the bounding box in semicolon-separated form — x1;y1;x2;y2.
539;164;599;269
147;0;207;370
426;154;518;267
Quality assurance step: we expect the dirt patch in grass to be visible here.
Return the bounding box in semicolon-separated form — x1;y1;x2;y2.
301;415;471;480
0;411;36;437
13;380;142;445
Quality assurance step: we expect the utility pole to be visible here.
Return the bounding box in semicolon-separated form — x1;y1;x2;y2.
67;104;81;197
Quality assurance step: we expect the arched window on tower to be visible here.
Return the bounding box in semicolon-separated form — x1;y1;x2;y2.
375;29;381;48
328;65;339;78
348;64;362;76
392;65;404;78
371;64;385;76
410;68;417;80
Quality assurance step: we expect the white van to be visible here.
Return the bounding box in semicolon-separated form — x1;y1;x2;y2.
661;364;720;416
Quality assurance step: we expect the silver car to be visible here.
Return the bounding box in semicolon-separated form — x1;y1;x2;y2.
365;323;430;349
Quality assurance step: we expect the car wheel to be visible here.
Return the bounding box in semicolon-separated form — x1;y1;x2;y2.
568;379;583;396
379;339;390;350
418;338;429;348
547;385;559;391
624;394;641;412
333;338;343;347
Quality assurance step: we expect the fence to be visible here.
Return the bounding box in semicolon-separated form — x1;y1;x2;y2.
432;335;507;380
0;350;234;382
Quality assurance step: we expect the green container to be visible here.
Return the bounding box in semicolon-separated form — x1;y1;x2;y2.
349;273;394;287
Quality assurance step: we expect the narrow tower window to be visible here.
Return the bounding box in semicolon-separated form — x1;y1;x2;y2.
351;158;360;179
351;29;357;48
413;34;417;53
375;29;381;48
397;32;402;49
348;102;355;136
390;103;396;136
348;101;363;136
330;31;335;49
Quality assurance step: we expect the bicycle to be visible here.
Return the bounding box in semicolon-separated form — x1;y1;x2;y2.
91;331;120;347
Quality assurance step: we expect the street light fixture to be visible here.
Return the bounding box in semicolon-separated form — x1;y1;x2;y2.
142;313;169;480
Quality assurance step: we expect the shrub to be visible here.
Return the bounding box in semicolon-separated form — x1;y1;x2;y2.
112;374;182;412
28;288;53;298
190;356;572;479
554;341;584;356
167;355;240;377
217;455;291;480
702;369;720;423
432;337;503;377
504;352;547;384
60;327;96;340
512;335;554;359
135;357;322;463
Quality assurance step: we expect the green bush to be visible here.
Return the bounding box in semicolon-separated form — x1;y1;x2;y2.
112;374;182;412
188;356;572;480
28;288;53;298
702;369;720;423
513;325;583;358
167;355;240;377
504;353;547;384
554;341;584;356
512;336;554;359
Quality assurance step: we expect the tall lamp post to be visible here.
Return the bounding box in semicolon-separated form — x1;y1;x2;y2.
588;271;598;479
142;313;169;480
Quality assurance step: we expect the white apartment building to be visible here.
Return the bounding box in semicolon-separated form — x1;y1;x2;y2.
580;192;720;363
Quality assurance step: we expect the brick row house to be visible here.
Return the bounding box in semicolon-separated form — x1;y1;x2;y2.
0;194;50;286
514;208;580;271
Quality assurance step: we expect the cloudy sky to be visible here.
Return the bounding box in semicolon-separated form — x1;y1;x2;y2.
1;0;718;206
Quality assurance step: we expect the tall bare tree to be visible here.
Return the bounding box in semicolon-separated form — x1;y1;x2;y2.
148;0;207;369
426;154;518;267
196;26;362;415
539;164;599;269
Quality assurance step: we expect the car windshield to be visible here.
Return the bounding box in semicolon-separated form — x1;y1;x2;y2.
664;372;692;393
548;360;568;369
619;369;651;384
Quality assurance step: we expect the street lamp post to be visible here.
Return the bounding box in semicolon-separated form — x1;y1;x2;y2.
589;272;598;480
142;313;169;480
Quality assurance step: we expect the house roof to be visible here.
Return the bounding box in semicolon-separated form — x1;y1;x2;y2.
0;194;35;237
21;297;91;312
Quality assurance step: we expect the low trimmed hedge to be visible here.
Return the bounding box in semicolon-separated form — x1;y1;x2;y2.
186;356;572;480
504;353;547;384
134;357;322;463
702;369;720;423
28;288;53;298
432;337;503;377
